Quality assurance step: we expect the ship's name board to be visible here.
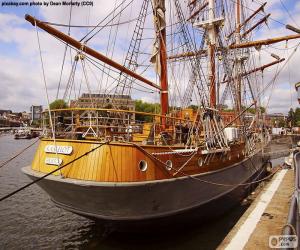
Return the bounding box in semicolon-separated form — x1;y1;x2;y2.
45;157;63;166
45;145;73;155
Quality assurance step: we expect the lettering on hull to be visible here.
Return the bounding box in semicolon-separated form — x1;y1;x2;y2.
45;157;63;166
45;145;73;155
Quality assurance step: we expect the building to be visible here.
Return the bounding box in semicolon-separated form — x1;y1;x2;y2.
0;110;12;118
30;105;43;121
71;93;135;111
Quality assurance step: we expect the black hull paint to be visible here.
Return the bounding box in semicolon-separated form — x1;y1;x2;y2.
22;150;268;231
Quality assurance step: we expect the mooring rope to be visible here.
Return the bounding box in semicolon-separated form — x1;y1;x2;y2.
0;142;108;202
0;138;39;169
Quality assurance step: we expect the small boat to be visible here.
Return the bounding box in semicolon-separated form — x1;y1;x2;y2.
14;128;32;140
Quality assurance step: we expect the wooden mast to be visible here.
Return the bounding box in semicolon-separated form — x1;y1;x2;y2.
159;0;169;127
229;33;300;49
168;32;300;60
208;0;217;108
25;14;162;91
221;58;285;84
235;0;242;118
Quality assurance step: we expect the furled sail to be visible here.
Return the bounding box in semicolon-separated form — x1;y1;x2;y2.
150;0;166;76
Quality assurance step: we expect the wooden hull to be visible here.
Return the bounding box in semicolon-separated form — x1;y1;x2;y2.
22;149;267;230
30;139;248;181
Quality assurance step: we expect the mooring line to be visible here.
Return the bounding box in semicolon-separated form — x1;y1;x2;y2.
0;138;40;169
0;142;108;202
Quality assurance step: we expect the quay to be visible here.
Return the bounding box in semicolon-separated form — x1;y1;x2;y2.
218;154;298;249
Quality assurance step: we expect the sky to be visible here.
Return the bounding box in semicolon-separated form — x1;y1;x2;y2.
0;0;299;114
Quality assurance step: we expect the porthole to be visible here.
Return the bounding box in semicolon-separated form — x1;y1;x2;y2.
165;160;173;170
198;158;203;167
138;160;148;171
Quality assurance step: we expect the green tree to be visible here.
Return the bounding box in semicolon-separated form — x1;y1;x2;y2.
188;105;198;111
278;118;286;127
246;106;265;114
135;100;160;122
295;107;300;126
49;99;68;110
287;108;295;127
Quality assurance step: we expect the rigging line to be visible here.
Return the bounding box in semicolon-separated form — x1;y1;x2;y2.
0;139;39;169
63;59;78;100
286;48;293;108
84;53;155;92
79;0;130;42
0;142;108;202
43;13;151;28
35;20;62;175
84;56;155;93
81;58;94;108
83;51;153;91
84;0;135;43
97;0;119;94
47;30;156;93
56;1;73;99
261;42;300;111
228;0;287;27
103;0;125;95
280;0;299;28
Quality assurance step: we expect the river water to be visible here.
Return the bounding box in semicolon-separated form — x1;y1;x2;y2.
0;134;281;249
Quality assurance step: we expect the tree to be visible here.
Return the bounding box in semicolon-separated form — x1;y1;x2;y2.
49;99;68;110
287;108;295;127
278;118;286;128
135;100;160;122
188;105;198;111
295;108;300;126
247;106;265;115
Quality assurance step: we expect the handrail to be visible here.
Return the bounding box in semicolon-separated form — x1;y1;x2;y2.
283;151;300;249
43;107;197;123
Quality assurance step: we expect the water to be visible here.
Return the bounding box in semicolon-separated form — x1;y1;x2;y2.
0;134;262;249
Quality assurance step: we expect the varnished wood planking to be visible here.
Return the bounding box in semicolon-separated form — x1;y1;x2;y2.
31;139;248;182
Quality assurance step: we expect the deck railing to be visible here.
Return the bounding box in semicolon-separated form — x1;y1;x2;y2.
40;108;199;145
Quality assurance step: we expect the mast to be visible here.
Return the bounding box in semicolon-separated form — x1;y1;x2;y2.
235;0;242;117
159;0;169;125
207;0;217;108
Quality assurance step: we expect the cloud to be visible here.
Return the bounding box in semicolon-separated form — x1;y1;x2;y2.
0;0;299;115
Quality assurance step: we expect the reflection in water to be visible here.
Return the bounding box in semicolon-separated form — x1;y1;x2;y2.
0;134;274;249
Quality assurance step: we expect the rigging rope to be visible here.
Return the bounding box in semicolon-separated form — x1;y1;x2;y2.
35;20;61;175
0;142;108;202
83;0;134;43
0;139;39;169
56;2;73;99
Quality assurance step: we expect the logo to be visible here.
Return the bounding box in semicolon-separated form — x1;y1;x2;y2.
269;235;298;248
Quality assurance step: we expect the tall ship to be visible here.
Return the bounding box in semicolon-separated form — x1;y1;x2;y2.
23;0;300;228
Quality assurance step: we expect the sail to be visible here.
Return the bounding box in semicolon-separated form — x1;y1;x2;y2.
150;0;166;76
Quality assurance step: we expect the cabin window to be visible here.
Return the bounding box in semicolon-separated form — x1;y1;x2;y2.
138;160;148;172
166;160;172;170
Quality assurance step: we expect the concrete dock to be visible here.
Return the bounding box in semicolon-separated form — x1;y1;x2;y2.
218;167;294;249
